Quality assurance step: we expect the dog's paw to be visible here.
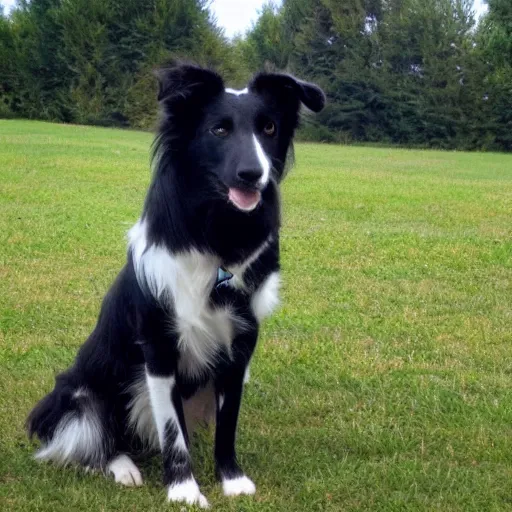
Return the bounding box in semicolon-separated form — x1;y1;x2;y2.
167;478;209;508
107;454;143;487
222;475;256;497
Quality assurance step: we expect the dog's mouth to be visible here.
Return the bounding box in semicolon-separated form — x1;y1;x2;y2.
228;187;261;212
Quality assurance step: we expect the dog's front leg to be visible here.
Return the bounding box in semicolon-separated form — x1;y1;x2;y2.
214;332;258;497
143;344;208;508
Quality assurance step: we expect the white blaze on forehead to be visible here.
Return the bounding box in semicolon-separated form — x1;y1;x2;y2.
225;87;249;96
252;134;271;187
224;86;272;188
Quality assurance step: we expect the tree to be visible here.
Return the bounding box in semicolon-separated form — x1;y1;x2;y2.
476;0;512;150
0;7;17;117
1;0;511;150
247;0;489;148
236;2;290;72
0;0;237;128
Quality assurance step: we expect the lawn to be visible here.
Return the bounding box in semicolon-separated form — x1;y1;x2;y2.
1;119;511;511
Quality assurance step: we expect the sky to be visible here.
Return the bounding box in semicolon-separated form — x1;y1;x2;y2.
2;0;490;38
211;0;489;37
210;0;281;38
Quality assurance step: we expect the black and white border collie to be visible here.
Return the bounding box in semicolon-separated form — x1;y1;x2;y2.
27;64;325;507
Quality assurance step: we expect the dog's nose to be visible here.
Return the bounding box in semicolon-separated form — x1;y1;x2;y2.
237;168;263;185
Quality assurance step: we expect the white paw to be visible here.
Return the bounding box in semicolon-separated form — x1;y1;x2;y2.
222;475;256;497
107;454;143;487
167;478;209;508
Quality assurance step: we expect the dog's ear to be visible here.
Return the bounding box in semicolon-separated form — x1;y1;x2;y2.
249;73;326;113
155;63;224;109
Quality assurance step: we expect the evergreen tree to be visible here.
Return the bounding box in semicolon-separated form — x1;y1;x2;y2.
0;7;17;117
476;0;512;150
1;0;236;128
238;2;290;71
0;0;511;150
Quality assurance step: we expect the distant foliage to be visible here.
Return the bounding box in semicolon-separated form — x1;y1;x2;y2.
235;0;512;151
475;0;512;151
0;0;238;128
0;0;511;150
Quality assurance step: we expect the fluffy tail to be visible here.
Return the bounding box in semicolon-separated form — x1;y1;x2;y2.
27;384;111;467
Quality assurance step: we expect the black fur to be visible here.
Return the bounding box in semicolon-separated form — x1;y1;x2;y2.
27;63;325;501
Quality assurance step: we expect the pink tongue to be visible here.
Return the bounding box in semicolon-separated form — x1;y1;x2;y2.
228;188;261;211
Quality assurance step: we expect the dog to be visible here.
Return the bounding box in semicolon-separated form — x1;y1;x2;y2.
27;63;325;507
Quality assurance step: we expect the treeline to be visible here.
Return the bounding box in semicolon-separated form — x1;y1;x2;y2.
0;0;243;127
1;0;511;151
237;0;512;151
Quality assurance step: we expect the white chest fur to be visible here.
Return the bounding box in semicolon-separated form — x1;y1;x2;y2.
169;251;237;377
128;220;280;377
129;221;235;376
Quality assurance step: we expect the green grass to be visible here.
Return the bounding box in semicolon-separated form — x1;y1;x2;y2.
1;119;512;511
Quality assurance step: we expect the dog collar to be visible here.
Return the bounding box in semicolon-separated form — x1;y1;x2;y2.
216;267;233;287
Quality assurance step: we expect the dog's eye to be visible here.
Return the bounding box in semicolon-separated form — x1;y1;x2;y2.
263;121;276;136
211;126;230;138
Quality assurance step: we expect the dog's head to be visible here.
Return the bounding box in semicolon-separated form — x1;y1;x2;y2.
154;64;325;213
